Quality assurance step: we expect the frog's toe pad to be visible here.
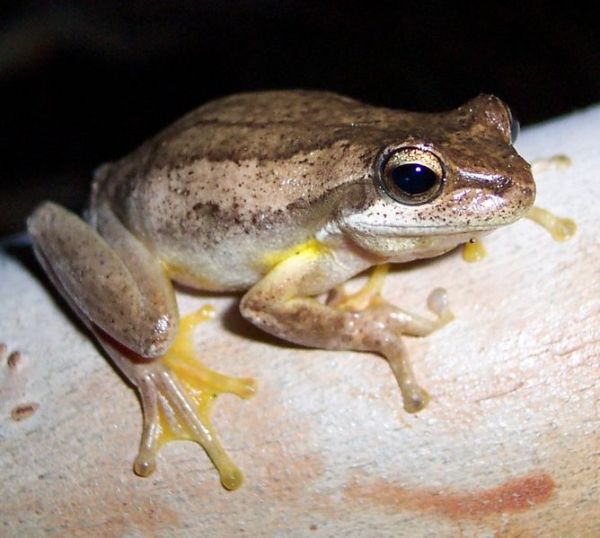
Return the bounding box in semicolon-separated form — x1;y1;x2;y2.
403;385;431;414
426;287;454;325
133;452;156;478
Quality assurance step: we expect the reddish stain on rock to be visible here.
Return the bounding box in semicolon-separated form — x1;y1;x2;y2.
346;473;555;520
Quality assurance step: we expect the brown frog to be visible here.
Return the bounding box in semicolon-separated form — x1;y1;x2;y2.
28;91;533;488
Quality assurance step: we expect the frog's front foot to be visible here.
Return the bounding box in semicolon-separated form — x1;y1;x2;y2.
328;264;453;329
106;308;256;490
246;261;453;414
527;155;576;242
327;263;391;311
350;285;454;413
526;206;577;242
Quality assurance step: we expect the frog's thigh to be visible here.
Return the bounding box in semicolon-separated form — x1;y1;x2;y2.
27;202;178;358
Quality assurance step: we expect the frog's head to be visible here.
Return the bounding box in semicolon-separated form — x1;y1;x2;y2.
336;94;535;262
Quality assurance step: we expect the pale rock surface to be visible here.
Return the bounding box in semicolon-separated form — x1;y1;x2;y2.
1;104;598;537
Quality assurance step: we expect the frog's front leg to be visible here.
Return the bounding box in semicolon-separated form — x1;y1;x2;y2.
240;247;453;413
28;202;255;489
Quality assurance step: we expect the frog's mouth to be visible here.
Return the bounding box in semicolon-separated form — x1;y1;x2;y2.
337;187;532;240
359;224;499;235
341;219;500;238
342;226;493;262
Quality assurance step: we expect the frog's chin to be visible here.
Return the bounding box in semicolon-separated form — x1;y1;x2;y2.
346;229;491;263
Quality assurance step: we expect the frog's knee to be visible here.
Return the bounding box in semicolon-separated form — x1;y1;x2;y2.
239;289;269;325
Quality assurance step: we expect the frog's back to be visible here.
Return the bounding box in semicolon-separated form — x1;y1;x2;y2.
131;90;397;166
92;91;391;290
165;90;390;132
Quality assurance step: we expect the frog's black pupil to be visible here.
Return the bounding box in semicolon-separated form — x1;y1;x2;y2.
390;163;437;195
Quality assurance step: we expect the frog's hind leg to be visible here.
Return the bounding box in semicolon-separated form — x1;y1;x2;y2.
28;202;255;489
28;201;178;357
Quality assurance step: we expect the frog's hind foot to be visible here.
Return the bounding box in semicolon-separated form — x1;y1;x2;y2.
125;308;256;490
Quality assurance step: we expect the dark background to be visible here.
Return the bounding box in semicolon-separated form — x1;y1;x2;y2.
1;1;598;236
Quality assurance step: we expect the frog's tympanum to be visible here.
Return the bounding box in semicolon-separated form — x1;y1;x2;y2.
28;91;535;489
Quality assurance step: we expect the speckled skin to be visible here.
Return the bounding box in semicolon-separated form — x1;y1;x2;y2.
27;90;536;428
91;90;534;290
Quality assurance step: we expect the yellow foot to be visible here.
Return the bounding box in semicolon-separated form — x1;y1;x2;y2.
328;263;390;311
528;155;576;241
462;239;487;263
526;206;577;242
531;154;571;174
133;306;256;490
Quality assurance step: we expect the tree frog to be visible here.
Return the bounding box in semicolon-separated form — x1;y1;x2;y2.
27;91;533;489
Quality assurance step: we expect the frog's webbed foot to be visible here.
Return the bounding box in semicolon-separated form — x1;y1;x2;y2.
106;308;256;490
29;203;256;489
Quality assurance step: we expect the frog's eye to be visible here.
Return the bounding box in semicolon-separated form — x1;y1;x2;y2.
379;147;444;205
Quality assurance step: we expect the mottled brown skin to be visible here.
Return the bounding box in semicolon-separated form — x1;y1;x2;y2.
91;90;534;290
27;90;535;482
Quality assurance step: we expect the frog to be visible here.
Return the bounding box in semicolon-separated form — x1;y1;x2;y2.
27;90;533;489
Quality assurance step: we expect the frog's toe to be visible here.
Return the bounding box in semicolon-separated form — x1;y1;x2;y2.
130;308;256;490
133;451;156;477
402;385;431;413
526;206;577;242
328;264;390;312
426;287;454;326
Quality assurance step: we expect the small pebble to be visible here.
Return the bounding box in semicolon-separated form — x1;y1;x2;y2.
7;350;22;370
11;402;39;421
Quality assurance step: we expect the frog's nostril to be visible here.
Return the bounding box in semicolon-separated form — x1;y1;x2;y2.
494;176;512;193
